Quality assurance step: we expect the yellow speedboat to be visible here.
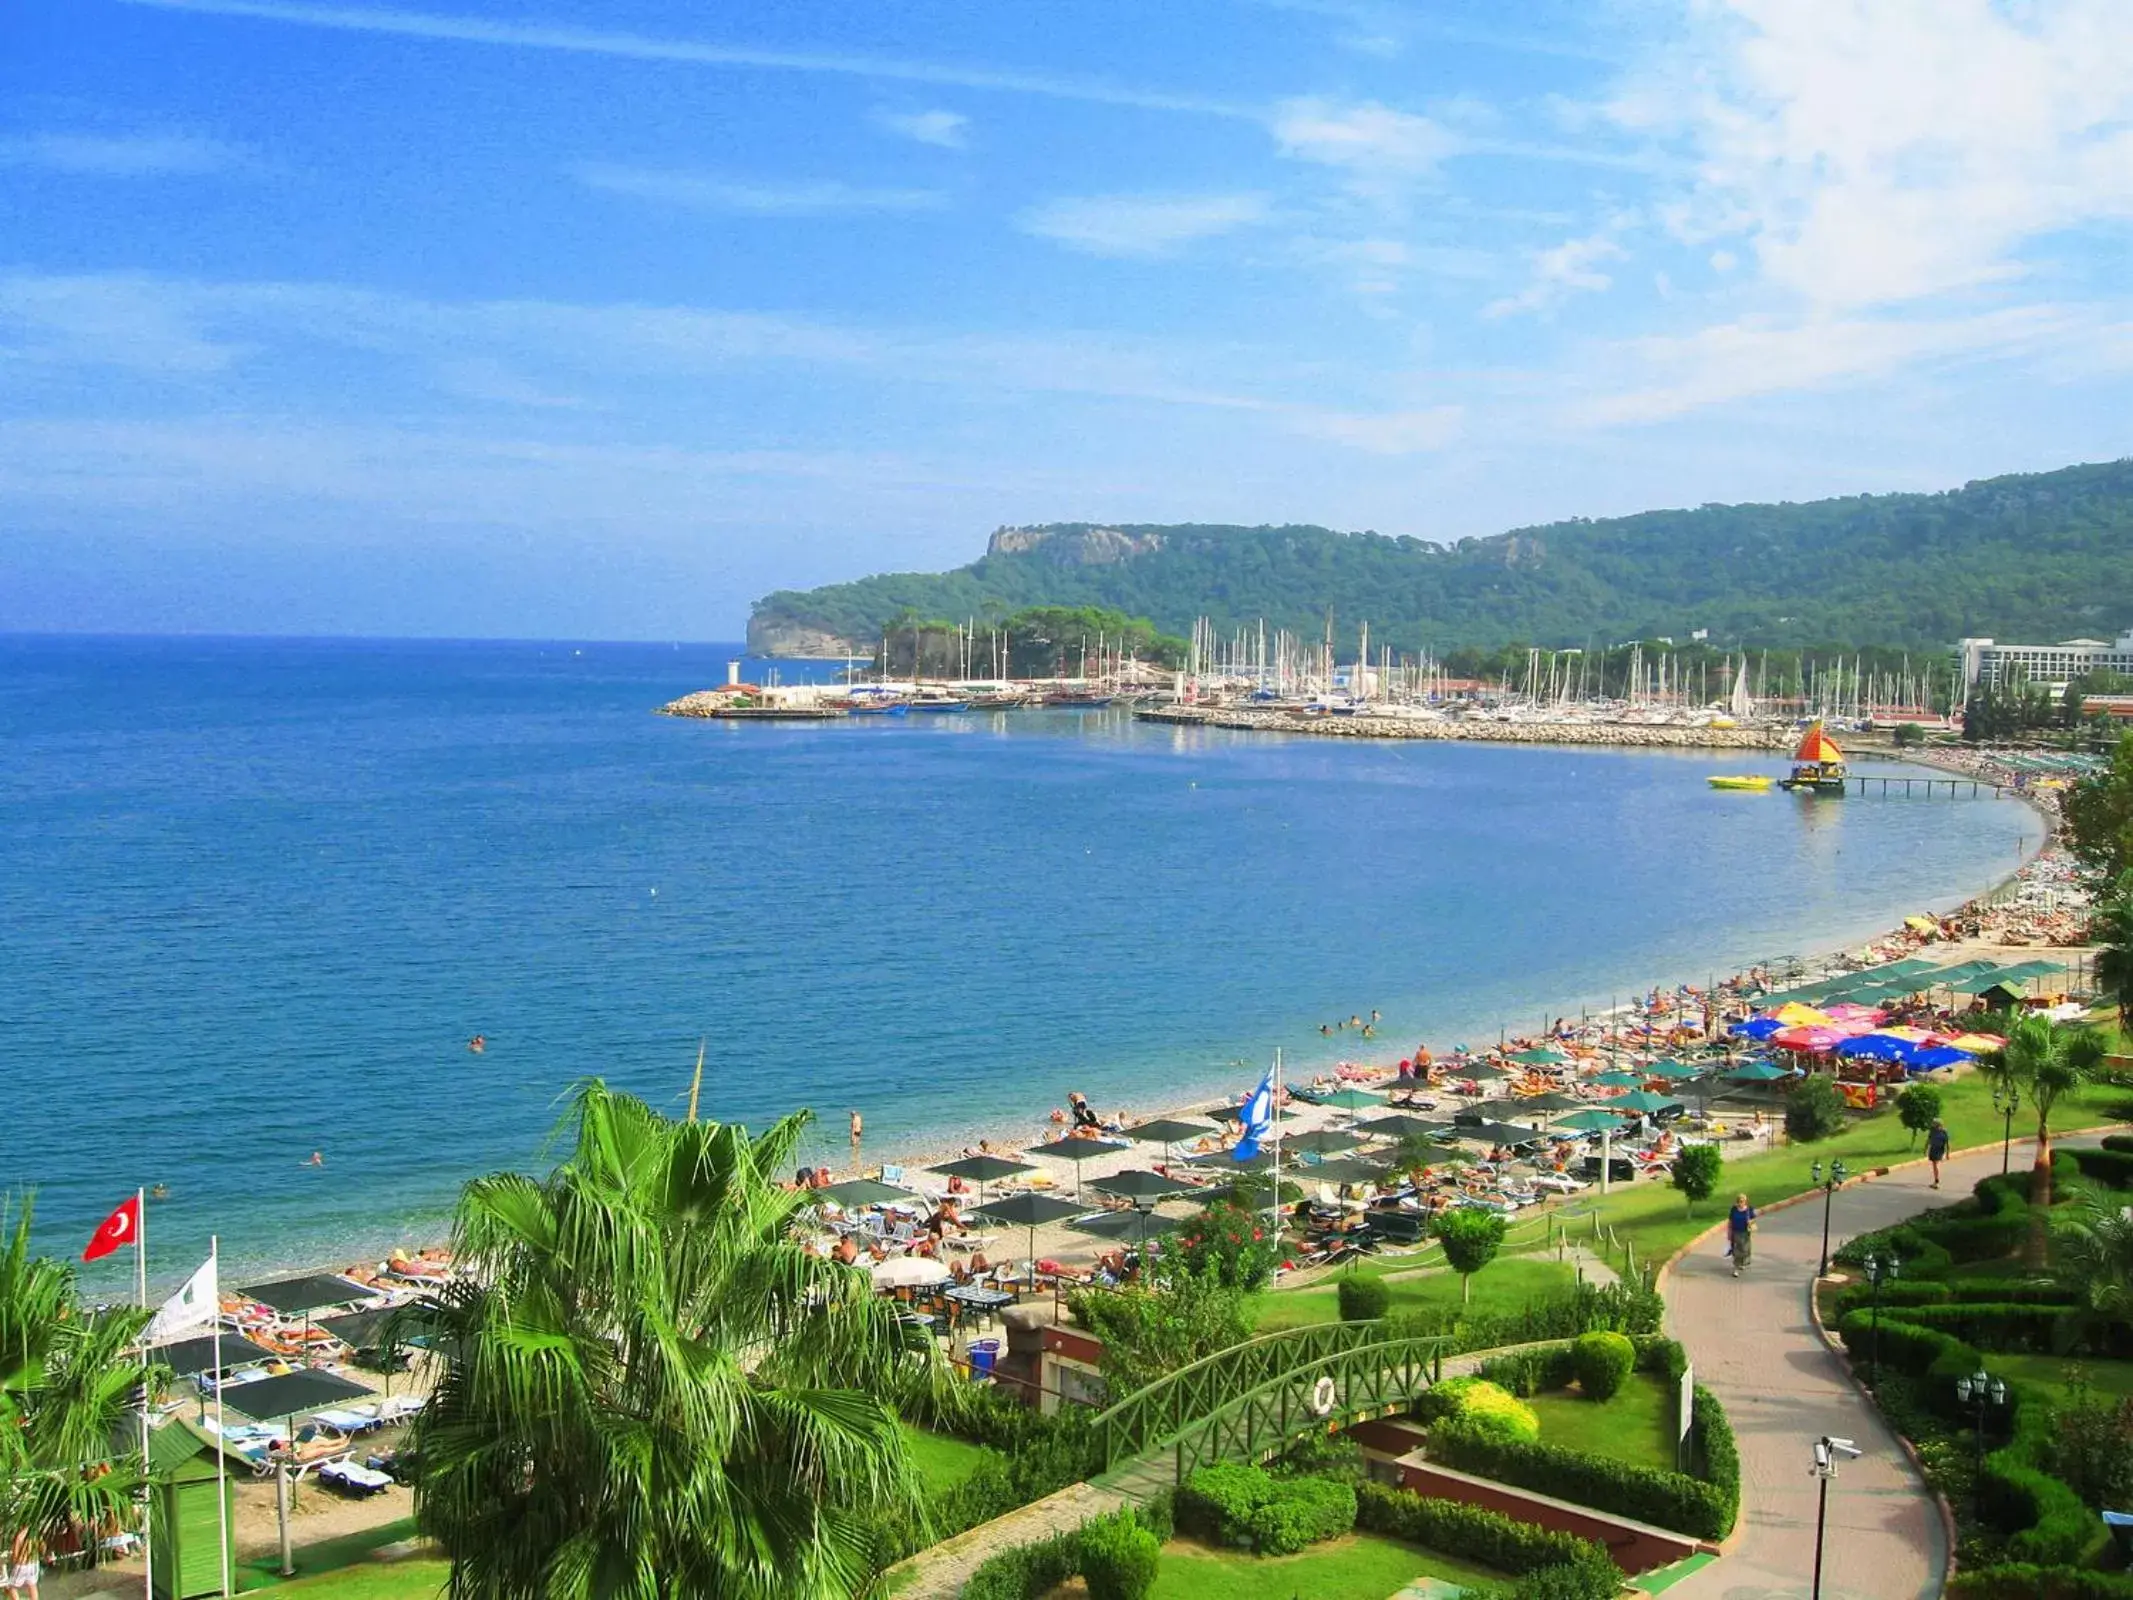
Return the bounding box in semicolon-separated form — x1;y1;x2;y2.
1707;775;1772;792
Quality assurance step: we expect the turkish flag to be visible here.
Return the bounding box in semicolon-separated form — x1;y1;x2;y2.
82;1195;141;1262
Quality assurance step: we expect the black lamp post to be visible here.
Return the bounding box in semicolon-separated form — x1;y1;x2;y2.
1991;1082;2020;1176
1861;1251;1899;1390
1810;1158;1848;1278
1954;1367;2009;1518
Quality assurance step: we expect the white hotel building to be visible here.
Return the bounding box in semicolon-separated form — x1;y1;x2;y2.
1957;628;2133;693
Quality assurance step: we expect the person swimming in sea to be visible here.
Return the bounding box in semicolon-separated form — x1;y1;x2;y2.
303;1151;324;1167
468;1034;486;1053
149;1183;169;1201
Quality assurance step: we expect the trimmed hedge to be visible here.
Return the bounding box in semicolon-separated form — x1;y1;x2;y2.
1880;1301;2070;1353
1418;1377;1541;1443
1079;1511;1159;1600
1353;1480;1610;1576
1473;1343;1579;1399
2067;1147;2133;1189
1833;1221;1954;1277
1427;1416;1734;1539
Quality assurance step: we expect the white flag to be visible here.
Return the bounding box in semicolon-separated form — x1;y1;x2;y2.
146;1253;218;1345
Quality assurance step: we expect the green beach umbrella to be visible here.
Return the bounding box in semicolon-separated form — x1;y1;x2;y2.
1642;1060;1706;1080
1315;1087;1387;1111
1554;1109;1634;1134
1508;1047;1570;1066
1588;1071;1643;1088
1294;1155;1385;1186
1607;1091;1684;1114
971;1192;1084;1282
816;1178;922;1209
1089;1169;1194;1202
1356;1113;1453;1140
1026;1136;1131;1201
930;1153;1037;1210
1280;1129;1364;1157
1723;1062;1796;1083
1070;1209;1180;1246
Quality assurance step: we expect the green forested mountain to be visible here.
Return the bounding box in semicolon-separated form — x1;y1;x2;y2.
748;459;2133;655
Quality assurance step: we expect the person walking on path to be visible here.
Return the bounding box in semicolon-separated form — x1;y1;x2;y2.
1926;1118;1951;1188
1726;1192;1755;1277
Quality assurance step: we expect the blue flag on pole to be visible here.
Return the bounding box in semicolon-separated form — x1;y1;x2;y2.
1232;1067;1275;1161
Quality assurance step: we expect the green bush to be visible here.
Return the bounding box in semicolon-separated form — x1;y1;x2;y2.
1078;1511;1159;1600
1670;1143;1723;1210
1571;1332;1636;1401
1508;1555;1631;1600
1175;1462;1271;1547
1245;1474;1357;1555
1691;1383;1740;1527
1884;1302;2070;1353
1784;1075;1848;1142
1897;1083;1944;1145
1428;1416;1733;1538
961;1528;1082;1600
1425;1377;1542;1443
1338;1273;1392;1322
1474;1342;1579;1398
1276;1429;1366;1482
1950;1563;2133;1599
2103;1134;2133;1156
2068;1148;2133;1189
1834;1221;1953;1278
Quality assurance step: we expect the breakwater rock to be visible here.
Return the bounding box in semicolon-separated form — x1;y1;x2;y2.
659;691;731;718
1135;705;1794;749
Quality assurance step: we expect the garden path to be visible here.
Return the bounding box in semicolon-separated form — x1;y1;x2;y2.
1661;1130;2081;1600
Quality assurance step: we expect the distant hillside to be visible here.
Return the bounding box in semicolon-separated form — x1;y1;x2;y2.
748;460;2133;655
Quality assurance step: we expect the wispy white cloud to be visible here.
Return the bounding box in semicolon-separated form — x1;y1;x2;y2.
1485;226;1628;318
1272;98;1457;201
1284;403;1463;454
119;0;1257;118
1615;0;2133;312
569;162;944;216
0;271;238;371
876;109;969;149
0;131;242;176
1018;193;1269;258
1578;305;2077;426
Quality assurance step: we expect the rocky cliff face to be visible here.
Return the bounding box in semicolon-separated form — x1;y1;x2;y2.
744;615;867;658
985;525;1167;565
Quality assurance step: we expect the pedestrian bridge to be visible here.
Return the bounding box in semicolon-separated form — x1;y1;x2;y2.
1087;1320;1445;1499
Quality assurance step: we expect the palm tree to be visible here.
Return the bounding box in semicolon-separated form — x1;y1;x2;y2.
0;1198;155;1568
2092;878;2133;1039
2053;1188;2133;1351
1987;1015;2109;1264
398;1082;944;1600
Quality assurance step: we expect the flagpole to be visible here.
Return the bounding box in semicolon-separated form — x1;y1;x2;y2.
136;1188;152;1600
1269;1049;1283;1238
212;1236;230;1597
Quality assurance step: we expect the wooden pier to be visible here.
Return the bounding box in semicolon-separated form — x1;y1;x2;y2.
1844;774;2000;799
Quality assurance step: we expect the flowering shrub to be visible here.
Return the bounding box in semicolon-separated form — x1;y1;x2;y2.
1423;1377;1541;1444
1166;1194;1282;1292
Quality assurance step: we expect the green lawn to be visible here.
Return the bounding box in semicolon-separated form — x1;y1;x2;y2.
1253;1257;1580;1332
1524;1372;1680;1473
1143;1532;1503;1599
238;1515;433;1593
1991;1354;2133;1405
268;1559;447;1597
901;1422;998;1492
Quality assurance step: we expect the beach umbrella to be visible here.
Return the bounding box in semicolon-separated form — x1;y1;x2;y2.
930;1153;1037;1210
1948;1033;2005;1054
1315;1087;1387;1111
1588;1071;1644;1088
870;1256;950;1291
1295;1156;1387;1187
1508;1047;1570;1066
1909;1047;1972;1071
1280;1128;1363;1157
1553;1109;1634;1134
972;1192;1084;1283
1122;1116;1218;1172
1608;1091;1683;1114
1453;1064;1511;1082
1730;1017;1784;1041
1510;1092;1583;1113
1452;1121;1551;1148
1773;1002;1833;1026
1356;1113;1452;1140
1188;1146;1277;1172
817;1177;922;1210
1723;1061;1796;1083
1070;1209;1181;1246
1089;1169;1194;1203
1642;1060;1705;1080
1026;1136;1131;1201
1772;1025;1844;1053
1834;1035;1918;1063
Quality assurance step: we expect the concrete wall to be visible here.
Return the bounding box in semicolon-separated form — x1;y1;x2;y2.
1395;1457;1704;1575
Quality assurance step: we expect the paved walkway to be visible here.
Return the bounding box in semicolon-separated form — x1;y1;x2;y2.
883;1480;1126;1599
1664;1133;2069;1600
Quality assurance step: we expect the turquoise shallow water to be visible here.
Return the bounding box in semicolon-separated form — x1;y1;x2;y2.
0;635;2040;1288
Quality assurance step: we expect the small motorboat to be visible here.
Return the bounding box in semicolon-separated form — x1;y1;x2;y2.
1706;775;1772;792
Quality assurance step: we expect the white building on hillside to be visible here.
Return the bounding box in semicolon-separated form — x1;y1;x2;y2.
1957;628;2133;693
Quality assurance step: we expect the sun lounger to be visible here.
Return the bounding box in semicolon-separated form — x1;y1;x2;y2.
310;1407;383;1434
319;1459;394;1497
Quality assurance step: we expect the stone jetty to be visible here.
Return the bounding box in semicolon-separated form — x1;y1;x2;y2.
1135;704;1794;749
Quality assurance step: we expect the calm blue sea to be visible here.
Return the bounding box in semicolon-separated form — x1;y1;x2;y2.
0;635;2040;1288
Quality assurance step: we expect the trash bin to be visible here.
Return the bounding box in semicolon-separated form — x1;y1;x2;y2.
967;1338;1001;1379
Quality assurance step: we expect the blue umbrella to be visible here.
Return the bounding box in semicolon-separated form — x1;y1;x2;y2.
1730;1017;1784;1040
1909;1047;1971;1071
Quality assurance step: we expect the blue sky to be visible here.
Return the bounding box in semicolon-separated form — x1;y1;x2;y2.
5;0;2132;639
